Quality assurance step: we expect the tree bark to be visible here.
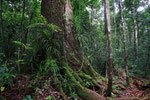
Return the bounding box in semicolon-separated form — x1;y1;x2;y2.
103;0;113;97
41;0;99;79
119;0;129;85
113;2;117;43
41;0;104;99
132;0;138;61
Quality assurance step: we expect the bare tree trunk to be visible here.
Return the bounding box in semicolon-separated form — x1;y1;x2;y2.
113;2;117;43
0;0;2;38
103;0;113;97
119;0;129;85
132;0;138;61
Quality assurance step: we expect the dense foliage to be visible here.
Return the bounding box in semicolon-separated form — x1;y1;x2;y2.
0;0;150;99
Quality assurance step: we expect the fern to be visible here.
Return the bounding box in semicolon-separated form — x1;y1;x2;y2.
13;41;32;50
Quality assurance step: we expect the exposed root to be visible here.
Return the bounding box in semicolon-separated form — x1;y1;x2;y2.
56;77;67;100
63;63;105;99
78;87;105;100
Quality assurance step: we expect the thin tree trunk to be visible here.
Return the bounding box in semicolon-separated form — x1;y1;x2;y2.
27;0;31;43
0;0;2;38
113;2;117;43
18;0;25;72
132;0;138;61
119;0;129;85
103;0;113;97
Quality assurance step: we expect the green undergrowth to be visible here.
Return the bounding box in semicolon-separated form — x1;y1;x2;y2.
31;57;105;100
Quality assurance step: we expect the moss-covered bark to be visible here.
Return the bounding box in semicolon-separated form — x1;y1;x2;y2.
62;64;105;100
41;0;104;99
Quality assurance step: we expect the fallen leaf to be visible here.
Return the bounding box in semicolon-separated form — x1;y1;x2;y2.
1;86;5;92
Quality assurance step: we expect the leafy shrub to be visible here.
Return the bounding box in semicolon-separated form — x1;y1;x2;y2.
0;53;15;87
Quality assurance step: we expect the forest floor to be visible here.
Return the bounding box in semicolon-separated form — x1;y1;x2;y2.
0;74;150;100
112;77;150;100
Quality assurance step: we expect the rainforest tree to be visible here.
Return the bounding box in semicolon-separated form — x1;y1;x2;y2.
103;0;113;97
0;0;150;99
41;0;104;99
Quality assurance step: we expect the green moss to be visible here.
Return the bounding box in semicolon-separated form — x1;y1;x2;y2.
128;77;134;84
100;76;107;83
77;87;90;97
60;62;103;100
56;77;67;100
78;73;92;80
73;72;83;83
82;62;100;80
62;63;82;88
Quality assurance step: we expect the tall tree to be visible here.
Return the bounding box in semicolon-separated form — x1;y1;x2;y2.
103;0;113;97
113;0;117;43
119;0;129;84
41;0;100;79
41;0;104;99
132;0;138;60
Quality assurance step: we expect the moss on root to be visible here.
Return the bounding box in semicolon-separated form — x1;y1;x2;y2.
61;63;105;100
82;60;100;80
78;87;105;100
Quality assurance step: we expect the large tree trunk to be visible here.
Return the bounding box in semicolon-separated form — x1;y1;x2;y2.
103;0;113;97
119;0;129;85
41;0;99;79
41;0;105;99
